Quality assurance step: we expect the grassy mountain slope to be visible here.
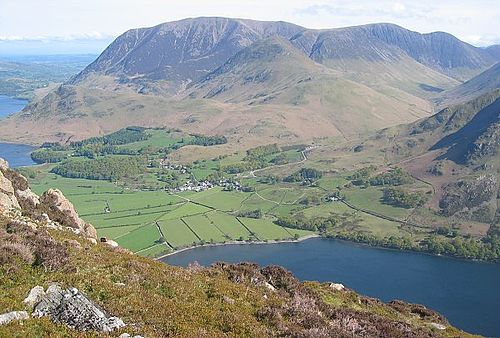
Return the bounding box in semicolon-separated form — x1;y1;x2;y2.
187;37;433;135
0;37;440;145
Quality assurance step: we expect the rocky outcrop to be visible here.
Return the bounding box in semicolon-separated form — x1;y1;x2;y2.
466;121;500;164
0;161;20;210
0;158;97;239
0;311;28;325
39;188;96;238
440;175;498;222
32;285;125;332
0;158;39;213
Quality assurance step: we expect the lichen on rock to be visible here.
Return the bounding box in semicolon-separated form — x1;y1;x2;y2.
33;285;125;332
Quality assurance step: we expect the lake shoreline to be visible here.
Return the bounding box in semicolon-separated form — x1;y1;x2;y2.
157;233;499;265
156;234;320;260
161;235;500;337
0;142;36;168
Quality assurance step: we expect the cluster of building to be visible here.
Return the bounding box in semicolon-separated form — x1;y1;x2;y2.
173;180;214;193
159;158;245;194
220;179;243;192
170;178;244;193
159;158;189;174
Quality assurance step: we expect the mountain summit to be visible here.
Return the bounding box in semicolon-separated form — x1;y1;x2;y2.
1;17;499;145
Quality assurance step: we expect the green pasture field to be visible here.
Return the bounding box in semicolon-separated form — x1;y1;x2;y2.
356;214;402;237
158;202;213;220
301;203;353;218
268;204;305;218
238;194;278;213
97;224;142;240
300;202;402;238
135;243;171;258
182;214;227;242
343;186;412;220
238;217;293;240
29;171;122;196
280;188;308;204
158;218;200;249
205;211;252;240
70;191;183;216
116;129;192;152
257;188;287;203
86;208;172;229
316;176;349;191
188;188;249;211
115;223;162;252
191;168;216;180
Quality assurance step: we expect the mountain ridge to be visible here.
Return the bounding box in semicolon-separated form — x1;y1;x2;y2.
2;17;499;146
71;18;498;91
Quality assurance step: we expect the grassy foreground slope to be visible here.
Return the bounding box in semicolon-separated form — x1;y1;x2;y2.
0;211;475;337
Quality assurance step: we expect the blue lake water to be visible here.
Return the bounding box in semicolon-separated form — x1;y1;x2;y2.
162;238;500;337
0;95;28;118
0;96;35;167
0;142;35;167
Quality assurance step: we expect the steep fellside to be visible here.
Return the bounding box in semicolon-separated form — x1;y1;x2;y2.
438;62;500;106
2;18;498;145
72;19;496;90
291;23;496;81
0;37;436;145
290;24;464;97
354;90;499;224
0;158;476;337
187;36;434;137
485;45;500;59
70;17;304;93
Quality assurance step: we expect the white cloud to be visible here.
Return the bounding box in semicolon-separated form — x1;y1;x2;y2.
0;32;112;42
0;36;24;41
391;3;406;13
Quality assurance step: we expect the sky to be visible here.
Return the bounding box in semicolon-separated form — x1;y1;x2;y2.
0;0;499;55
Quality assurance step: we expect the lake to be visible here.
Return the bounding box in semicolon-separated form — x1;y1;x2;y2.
162;238;500;337
0;95;28;118
0;142;36;167
0;95;35;167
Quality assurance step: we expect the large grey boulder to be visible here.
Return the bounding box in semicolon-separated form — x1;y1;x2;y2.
33;285;125;332
0;311;29;325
